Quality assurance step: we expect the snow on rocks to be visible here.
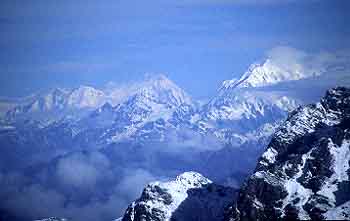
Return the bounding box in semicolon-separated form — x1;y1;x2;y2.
225;87;350;221
122;172;236;221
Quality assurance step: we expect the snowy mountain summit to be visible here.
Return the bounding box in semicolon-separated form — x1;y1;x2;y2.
4;74;192;126
5;86;106;123
122;172;236;221
136;74;192;107
225;87;350;220
114;74;192;123
66;86;105;109
221;47;330;90
98;75;193;143
234;59;321;88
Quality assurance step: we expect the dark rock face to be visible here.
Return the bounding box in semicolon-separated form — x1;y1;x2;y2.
225;87;350;220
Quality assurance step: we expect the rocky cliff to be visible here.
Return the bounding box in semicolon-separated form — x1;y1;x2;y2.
225;87;350;220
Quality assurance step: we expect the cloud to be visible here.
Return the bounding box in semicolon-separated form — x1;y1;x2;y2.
4;184;65;219
103;78;148;105
249;46;350;103
0;153;163;221
0;171;122;220
55;152;110;190
116;169;160;202
0;171;65;220
264;46;350;78
149;127;224;153
267;46;308;61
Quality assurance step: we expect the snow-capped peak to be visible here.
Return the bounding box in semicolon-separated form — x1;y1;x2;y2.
101;75;194;143
220;45;344;90
116;74;192;122
4;85;107;123
13;87;69;113
220;78;239;90
122;172;211;221
239;58;322;88
222;58;324;90
155;171;212;190
67;86;105;108
135;74;192;107
122;171;236;221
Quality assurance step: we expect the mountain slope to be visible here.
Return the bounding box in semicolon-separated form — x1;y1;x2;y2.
95;75;193;144
223;58;322;89
122;172;236;221
5;86;106;123
221;46;337;90
199;88;299;146
225;87;350;220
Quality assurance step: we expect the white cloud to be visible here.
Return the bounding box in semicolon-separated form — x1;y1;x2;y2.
56;152;110;189
116;169;159;200
0;163;162;220
164;127;223;152
264;46;350;77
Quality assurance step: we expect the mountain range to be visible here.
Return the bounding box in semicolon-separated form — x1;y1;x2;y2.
0;51;349;221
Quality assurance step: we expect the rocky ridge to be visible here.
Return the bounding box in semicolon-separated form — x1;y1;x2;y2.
122;172;236;221
224;87;350;220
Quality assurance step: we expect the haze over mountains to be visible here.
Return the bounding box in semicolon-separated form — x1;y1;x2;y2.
0;47;349;221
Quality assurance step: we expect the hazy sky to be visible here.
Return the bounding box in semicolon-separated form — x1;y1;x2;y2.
0;0;349;98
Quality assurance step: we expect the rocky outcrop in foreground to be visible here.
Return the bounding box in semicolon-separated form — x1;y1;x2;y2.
225;87;350;220
122;172;236;221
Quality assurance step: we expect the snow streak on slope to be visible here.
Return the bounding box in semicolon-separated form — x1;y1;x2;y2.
226;87;350;221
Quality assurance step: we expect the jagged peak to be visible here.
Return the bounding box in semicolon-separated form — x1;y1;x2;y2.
69;85;104;95
321;86;350;112
66;85;105;108
259;87;350;168
126;74;192;107
220;47;332;90
100;102;113;109
141;74;185;92
226;87;350;221
50;87;69;95
122;171;236;221
94;102;114;114
156;171;212;189
135;171;212;219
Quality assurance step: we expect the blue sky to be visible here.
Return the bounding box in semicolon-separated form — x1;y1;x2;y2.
0;0;349;98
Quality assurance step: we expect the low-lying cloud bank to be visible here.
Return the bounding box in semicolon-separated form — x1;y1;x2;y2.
0;151;165;221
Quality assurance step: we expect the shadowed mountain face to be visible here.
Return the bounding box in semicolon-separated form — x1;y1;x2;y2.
224;87;350;220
